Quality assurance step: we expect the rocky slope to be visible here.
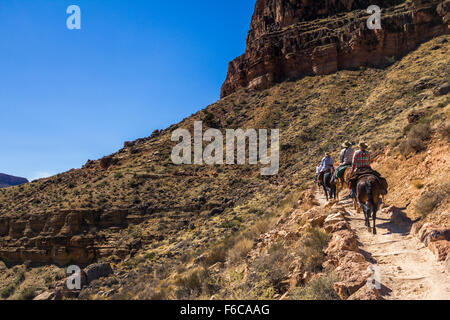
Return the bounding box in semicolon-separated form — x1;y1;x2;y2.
221;0;449;97
0;174;28;188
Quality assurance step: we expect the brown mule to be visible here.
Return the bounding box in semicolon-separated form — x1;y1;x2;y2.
336;167;352;201
355;174;384;234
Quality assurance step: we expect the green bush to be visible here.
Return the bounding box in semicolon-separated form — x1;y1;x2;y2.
0;284;16;299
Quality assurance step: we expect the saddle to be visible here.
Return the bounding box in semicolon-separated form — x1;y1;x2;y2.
335;165;351;179
350;167;388;195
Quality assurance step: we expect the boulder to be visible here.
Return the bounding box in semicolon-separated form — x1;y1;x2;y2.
33;291;56;300
348;285;382;300
84;263;113;284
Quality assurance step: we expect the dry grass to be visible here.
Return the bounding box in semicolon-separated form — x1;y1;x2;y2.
290;271;340;300
228;239;254;264
297;228;331;273
415;182;450;218
399;123;432;157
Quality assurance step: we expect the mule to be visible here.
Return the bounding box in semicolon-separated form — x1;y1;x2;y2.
336;167;352;201
355;174;384;235
321;170;336;202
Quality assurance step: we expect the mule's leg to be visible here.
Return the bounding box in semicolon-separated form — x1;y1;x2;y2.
354;198;361;214
372;198;379;235
336;179;342;202
361;203;369;228
323;184;329;201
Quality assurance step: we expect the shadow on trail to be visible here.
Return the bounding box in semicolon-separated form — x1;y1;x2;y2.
376;205;414;236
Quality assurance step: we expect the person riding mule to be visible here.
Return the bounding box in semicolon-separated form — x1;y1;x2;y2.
314;160;322;183
317;153;334;183
349;142;388;234
317;153;336;201
349;142;387;197
335;141;354;199
336;141;354;178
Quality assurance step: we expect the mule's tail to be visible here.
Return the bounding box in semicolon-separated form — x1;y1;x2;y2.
365;181;376;218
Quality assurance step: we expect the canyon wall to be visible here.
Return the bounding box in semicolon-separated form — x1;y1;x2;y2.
221;0;450;97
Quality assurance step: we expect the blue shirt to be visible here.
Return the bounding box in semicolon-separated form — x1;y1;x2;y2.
319;156;334;172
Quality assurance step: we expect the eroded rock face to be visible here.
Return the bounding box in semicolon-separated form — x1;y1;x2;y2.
412;222;450;262
0;209;133;266
221;0;449;97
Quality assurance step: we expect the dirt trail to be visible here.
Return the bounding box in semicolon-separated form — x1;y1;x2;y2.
316;192;450;300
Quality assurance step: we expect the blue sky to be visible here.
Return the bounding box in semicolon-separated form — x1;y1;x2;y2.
0;0;255;181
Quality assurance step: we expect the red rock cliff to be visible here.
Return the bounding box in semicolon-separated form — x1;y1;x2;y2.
221;0;450;98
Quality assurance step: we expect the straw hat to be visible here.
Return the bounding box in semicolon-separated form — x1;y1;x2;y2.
359;142;369;149
342;141;352;148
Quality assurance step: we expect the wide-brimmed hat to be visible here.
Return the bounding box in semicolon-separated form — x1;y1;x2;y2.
342;141;352;148
359;142;369;149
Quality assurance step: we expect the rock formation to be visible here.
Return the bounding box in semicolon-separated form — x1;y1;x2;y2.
221;0;450;97
0;209;134;266
0;173;28;188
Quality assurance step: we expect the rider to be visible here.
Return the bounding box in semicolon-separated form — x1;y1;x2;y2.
317;153;334;184
314;160;322;182
336;141;354;178
340;141;355;167
350;142;372;197
351;142;371;173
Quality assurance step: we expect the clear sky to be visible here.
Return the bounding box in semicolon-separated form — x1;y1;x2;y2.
0;0;256;181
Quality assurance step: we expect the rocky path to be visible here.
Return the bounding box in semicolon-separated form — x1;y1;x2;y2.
317;192;450;300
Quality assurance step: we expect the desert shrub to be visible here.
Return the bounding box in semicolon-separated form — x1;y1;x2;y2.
0;270;25;299
0;284;16;299
415;191;443;217
228;239;254;264
16;286;38;300
400;123;431;156
411;123;431;141
254;242;292;289
243;219;272;240
175;268;211;299
297;228;331;272
415;183;449;217
291;271;340;300
127;225;142;238
203;244;228;267
204;111;215;126
149;287;169;300
440;122;450;141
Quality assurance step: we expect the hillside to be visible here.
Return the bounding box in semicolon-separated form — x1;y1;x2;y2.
0;174;28;189
0;0;449;301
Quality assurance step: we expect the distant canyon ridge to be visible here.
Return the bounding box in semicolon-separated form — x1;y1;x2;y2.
221;0;450;97
0;173;29;188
